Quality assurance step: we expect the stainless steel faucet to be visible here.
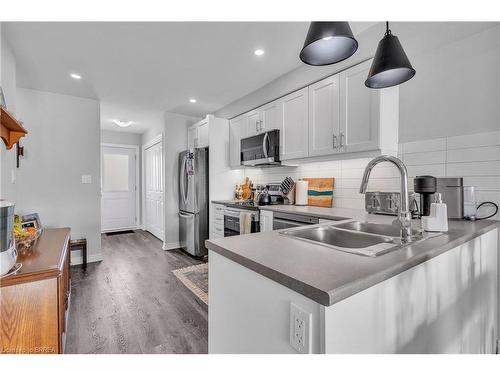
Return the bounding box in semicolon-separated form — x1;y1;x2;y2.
359;155;413;243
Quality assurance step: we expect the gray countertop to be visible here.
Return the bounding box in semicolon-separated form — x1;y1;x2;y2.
205;205;500;307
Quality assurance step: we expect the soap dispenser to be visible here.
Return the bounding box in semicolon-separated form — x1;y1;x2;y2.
421;193;448;232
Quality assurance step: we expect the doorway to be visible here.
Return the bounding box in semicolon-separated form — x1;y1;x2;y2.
101;144;139;232
143;135;165;241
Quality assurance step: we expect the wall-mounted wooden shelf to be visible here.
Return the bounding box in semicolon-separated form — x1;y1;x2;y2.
1;106;28;149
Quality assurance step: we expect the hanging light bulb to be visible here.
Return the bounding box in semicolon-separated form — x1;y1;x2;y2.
299;22;358;66
365;22;416;89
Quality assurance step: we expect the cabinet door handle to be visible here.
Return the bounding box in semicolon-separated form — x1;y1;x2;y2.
260;120;264;132
332;134;337;149
339;132;344;148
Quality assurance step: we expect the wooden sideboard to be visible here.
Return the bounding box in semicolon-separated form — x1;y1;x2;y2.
1;228;71;354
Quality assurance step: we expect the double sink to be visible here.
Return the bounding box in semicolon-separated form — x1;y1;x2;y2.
280;221;430;257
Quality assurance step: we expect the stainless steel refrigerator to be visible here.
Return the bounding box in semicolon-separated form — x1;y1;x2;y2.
178;148;209;257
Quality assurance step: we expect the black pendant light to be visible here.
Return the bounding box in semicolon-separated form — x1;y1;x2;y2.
300;22;358;66
365;22;416;89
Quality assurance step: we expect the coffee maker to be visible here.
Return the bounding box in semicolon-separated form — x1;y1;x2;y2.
1;200;17;276
414;176;437;217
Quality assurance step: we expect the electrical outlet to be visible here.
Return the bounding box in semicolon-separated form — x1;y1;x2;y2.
290;303;312;354
81;174;92;184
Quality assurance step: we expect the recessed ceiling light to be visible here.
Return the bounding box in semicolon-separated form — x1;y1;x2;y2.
70;73;82;80
112;119;133;128
254;49;265;56
189;98;197;103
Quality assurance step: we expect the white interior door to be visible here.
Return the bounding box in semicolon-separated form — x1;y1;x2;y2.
101;145;137;232
144;140;164;241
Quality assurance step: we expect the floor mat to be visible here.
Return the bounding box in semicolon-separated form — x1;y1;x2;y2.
172;263;208;305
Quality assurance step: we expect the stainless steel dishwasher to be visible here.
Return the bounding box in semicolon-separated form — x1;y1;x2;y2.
272;211;319;230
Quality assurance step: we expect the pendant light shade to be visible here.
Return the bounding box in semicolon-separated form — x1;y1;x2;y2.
365;22;415;89
300;22;358;66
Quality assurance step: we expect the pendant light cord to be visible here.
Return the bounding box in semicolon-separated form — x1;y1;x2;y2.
385;21;392;36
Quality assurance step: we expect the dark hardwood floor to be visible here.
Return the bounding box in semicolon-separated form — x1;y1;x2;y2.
66;230;208;354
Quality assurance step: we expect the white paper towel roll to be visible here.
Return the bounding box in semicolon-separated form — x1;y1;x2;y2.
295;180;309;206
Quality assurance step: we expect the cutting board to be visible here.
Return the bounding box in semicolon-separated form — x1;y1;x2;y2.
303;177;335;207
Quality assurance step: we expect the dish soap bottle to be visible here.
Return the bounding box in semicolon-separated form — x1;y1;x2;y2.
421;193;448;232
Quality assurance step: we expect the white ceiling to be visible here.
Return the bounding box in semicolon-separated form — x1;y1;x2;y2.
3;22;377;133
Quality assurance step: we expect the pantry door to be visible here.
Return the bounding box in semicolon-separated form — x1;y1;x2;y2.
101;144;138;232
144;136;164;241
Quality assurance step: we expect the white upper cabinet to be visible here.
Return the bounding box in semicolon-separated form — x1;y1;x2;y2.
187;119;209;149
226;59;399;166
339;59;380;154
229;114;247;168
280;87;309;161
308;75;341;157
260;99;282;134
187;125;198;149
245;109;261;137
197;120;209;148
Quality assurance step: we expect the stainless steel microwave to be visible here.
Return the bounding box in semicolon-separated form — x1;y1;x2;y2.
240;129;280;167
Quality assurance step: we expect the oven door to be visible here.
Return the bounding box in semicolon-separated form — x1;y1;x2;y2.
224;215;240;237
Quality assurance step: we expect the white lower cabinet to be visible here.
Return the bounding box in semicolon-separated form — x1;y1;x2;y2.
259;210;274;232
211;203;225;239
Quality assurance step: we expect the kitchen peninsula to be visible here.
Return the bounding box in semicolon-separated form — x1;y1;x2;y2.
206;207;499;354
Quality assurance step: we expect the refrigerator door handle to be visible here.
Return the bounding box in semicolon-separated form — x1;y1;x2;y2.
180;155;189;204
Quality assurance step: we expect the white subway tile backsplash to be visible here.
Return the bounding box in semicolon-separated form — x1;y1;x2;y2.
447;145;500;163
463;176;500;191
401;138;446;153
446;131;500;150
447;161;500;177
403;151;446;166
340;198;365;210
241;131;499;213
407;164;446;178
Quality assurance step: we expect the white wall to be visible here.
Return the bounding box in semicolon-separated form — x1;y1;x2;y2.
101;129;142;146
399;24;500;142
1;28;18;196
2;88;102;264
141;111;200;248
215;22;500;144
0;30;17;116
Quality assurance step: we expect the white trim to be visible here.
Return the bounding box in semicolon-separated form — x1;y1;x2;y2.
100;142;141;229
142;133;166;243
70;251;104;266
142;134;163;150
163;241;182;251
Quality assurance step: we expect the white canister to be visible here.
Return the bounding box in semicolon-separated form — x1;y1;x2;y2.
295;180;309;206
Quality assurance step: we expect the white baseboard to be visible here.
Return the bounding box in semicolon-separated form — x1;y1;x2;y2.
70;251;103;266
163;241;182;251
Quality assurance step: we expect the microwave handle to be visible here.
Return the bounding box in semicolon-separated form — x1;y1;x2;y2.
262;132;269;158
